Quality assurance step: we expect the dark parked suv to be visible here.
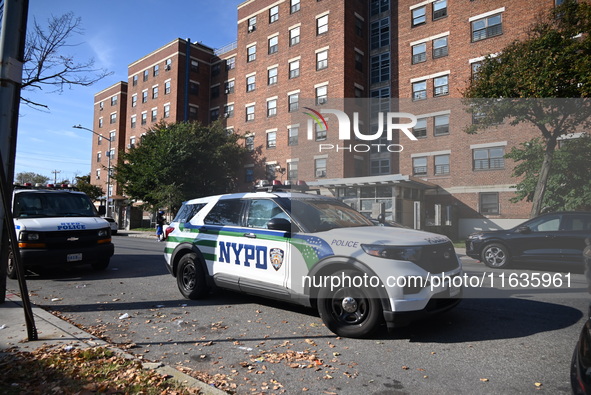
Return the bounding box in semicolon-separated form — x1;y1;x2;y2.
465;212;591;268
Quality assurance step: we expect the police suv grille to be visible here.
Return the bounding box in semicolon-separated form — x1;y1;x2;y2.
43;230;98;249
415;242;459;273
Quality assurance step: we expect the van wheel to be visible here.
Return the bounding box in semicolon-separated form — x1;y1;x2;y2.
481;243;510;268
91;259;110;271
177;253;208;300
7;251;17;279
317;270;382;338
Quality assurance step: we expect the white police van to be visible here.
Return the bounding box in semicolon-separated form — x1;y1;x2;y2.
8;184;114;278
164;190;462;338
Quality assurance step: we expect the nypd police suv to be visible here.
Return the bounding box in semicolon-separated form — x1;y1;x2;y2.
8;184;114;278
164;190;462;338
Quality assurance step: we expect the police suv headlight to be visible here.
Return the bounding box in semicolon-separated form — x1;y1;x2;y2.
98;228;109;237
362;244;422;263
19;232;40;241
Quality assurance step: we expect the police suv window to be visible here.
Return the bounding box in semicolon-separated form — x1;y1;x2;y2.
246;199;288;228
204;199;243;226
174;203;206;224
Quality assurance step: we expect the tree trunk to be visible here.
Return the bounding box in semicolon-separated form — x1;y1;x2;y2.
530;137;557;218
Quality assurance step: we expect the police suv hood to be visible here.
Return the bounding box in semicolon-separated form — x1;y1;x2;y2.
316;226;451;247
15;217;109;231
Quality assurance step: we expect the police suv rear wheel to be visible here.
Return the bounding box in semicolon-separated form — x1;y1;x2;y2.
177;253;208;300
7;250;17;279
317;270;382;338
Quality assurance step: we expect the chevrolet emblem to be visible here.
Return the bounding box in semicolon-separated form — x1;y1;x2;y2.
67;237;79;242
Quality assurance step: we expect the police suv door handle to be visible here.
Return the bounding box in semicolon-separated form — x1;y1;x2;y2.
243;232;257;239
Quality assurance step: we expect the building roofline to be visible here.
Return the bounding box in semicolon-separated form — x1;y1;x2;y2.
127;38;215;69
94;81;128;97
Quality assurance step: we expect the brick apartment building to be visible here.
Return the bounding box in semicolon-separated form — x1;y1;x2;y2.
90;0;564;238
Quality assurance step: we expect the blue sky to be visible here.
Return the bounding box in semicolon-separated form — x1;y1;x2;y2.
16;0;243;183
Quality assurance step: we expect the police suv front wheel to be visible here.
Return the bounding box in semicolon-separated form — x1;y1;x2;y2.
317;270;382;338
177;253;208;300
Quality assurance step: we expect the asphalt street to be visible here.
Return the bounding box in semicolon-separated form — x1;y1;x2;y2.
6;235;590;394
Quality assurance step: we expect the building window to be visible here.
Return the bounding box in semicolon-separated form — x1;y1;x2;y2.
153;65;159;77
246;75;256;92
315;122;327;140
434;114;449;135
289;60;300;79
288;126;299;145
371;159;390;175
480;192;499;214
190;60;199;72
164;104;170;118
355;52;363;71
355;17;364;37
226;57;236;70
472;13;503;42
96;152;101;162
129;137;136;148
111;96;118;106
370;53;390;83
288;93;299;112
268;36;278;54
132;75;138;86
291;0;300;13
110;113;117;124
290;26;300;46
434;75;449;97
210;108;219;122
317;14;328;35
268;67;278;85
98;118;104;128
412;43;427;64
316;85;328;105
152;86;158;99
248;16;257;32
246;135;254;151
413;157;427;176
316;50;328;70
143;70;149;81
370;18;389;49
130;115;136;128
189;106;198;120
110;131;116;141
189;82;199;95
413;118;427;138
474;147;505;170
96;169;101;180
267;99;277;117
433;36;448;58
471;62;482;80
212;63;221;77
165;58;172;70
370;0;389;16
247;45;256;62
315;158;327;178
246;105;255;122
269;5;279;23
267;131;277;148
433;0;447;20
434;154;450;175
211;85;220;99
224;104;234;118
164;81;171;94
288;162;298;180
412;6;426;27
245;167;254;182
151;109;157;122
142;91;148;103
225;80;235;94
141;112;147;125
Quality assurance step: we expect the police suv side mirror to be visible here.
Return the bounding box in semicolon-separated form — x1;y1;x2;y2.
267;218;291;233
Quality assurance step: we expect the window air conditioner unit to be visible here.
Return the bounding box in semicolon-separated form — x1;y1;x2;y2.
127;144;135;149
316;170;326;178
248;25;256;32
165;65;171;71
225;89;230;94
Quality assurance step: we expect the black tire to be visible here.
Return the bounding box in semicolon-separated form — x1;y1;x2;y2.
176;253;208;300
7;250;17;279
317;270;382;338
91;259;110;271
481;243;511;268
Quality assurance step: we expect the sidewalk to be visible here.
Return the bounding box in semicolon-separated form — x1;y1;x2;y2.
0;293;226;394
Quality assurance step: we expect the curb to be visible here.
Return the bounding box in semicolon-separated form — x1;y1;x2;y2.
1;294;227;395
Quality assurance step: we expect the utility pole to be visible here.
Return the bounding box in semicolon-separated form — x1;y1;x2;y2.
51;169;61;184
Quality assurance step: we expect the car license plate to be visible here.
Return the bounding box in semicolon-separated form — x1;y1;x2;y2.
67;253;82;262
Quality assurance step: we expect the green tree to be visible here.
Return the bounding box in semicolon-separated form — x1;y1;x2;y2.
15;171;49;185
507;135;591;212
74;175;103;201
464;0;591;217
114;121;247;213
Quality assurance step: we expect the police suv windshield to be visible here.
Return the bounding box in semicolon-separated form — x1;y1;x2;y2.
279;197;373;232
13;192;98;218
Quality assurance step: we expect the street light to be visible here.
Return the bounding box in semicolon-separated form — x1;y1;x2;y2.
73;124;112;217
